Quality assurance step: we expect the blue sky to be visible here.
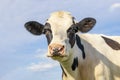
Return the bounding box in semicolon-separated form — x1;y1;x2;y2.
0;0;120;80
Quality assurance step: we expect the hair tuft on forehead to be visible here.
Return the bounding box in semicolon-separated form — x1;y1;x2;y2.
50;11;72;18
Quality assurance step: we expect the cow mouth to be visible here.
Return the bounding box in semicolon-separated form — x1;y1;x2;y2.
47;54;67;57
47;55;68;61
47;52;68;61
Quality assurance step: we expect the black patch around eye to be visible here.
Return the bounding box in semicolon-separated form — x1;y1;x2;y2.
67;24;78;48
76;35;86;59
44;23;53;45
46;31;53;45
67;32;75;48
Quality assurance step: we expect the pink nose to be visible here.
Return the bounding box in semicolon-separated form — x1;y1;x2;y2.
49;43;64;56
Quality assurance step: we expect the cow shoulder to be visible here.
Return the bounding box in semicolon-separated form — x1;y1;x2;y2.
79;34;120;51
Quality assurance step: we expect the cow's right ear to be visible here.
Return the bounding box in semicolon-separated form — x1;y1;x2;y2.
24;21;44;35
76;18;96;33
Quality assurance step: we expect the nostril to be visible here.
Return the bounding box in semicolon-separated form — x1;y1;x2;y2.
59;46;64;52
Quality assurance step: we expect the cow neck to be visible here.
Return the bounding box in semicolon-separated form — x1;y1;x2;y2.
60;45;83;80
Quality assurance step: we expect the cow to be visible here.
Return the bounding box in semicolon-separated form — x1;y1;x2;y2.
24;11;120;80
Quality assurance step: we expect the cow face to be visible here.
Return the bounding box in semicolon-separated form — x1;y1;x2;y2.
24;11;96;61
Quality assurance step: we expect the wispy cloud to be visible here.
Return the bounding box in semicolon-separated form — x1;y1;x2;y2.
110;3;120;11
35;48;47;58
27;48;59;72
27;62;59;72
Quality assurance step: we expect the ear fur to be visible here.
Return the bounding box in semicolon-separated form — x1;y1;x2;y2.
24;21;44;35
77;18;96;33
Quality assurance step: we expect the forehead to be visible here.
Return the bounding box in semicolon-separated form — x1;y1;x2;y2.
47;11;74;31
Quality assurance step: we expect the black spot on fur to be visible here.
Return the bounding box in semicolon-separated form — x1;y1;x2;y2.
102;36;120;50
76;35;86;59
67;24;78;48
71;57;78;71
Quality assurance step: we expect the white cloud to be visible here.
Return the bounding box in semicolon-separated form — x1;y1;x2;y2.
110;3;120;11
26;48;59;72
35;48;47;58
26;62;59;72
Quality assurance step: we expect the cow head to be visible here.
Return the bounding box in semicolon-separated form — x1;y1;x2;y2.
24;11;96;61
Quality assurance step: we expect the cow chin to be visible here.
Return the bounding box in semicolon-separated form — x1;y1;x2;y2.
51;56;68;62
47;51;70;62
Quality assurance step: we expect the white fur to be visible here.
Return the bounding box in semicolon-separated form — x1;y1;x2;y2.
47;11;74;59
46;11;120;80
78;34;120;80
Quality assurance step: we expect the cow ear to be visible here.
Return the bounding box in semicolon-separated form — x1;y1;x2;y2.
77;18;96;33
24;21;44;35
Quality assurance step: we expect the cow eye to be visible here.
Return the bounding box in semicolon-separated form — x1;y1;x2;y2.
67;25;78;33
67;25;76;39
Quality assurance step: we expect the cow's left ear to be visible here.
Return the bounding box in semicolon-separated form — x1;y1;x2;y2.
24;21;44;35
76;18;96;33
